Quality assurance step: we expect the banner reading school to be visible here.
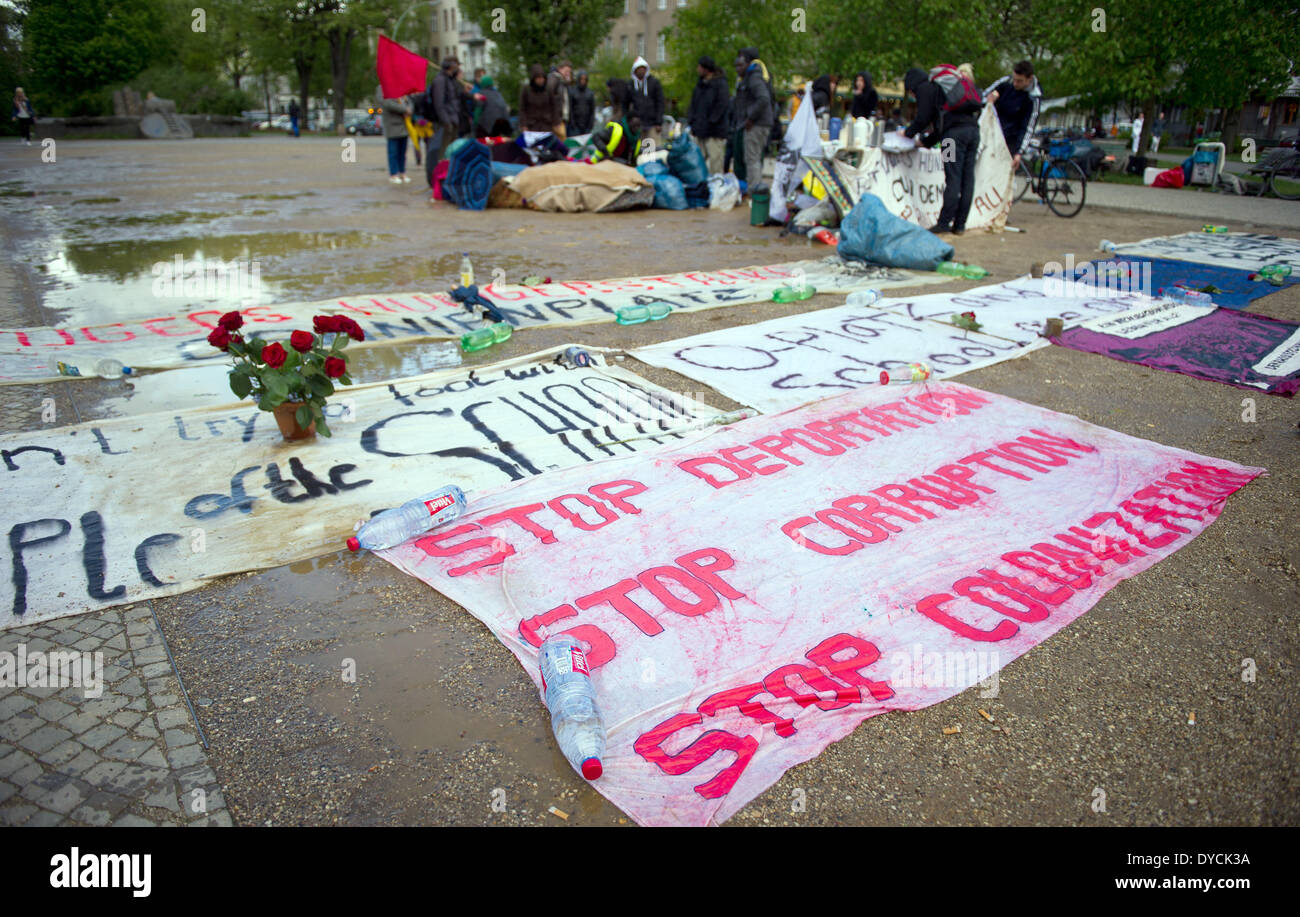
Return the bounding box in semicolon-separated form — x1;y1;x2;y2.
381;383;1261;826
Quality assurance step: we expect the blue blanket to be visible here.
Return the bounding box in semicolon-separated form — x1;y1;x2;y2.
1070;256;1297;310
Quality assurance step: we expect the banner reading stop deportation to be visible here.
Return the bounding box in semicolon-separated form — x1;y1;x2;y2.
0;258;947;384
380;382;1262;826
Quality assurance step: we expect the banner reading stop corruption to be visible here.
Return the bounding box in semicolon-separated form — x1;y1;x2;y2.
380;382;1262;826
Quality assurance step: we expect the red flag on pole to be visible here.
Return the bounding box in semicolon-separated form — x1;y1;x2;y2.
376;34;430;99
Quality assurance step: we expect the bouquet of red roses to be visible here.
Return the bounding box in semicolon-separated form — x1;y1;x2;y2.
207;311;365;437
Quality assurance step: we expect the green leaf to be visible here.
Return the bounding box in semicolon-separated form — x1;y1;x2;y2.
315;415;332;438
295;405;312;428
229;372;253;399
308;375;334;398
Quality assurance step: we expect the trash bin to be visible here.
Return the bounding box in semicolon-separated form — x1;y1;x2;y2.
749;183;770;226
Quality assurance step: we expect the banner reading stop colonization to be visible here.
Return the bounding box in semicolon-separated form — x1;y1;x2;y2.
380;382;1262;826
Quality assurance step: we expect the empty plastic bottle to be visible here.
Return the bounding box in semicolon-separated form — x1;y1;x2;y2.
460;322;512;352
879;362;932;385
935;262;988;280
1161;286;1213;305
459;253;474;288
615;302;672;324
346;485;466;552
845;288;882;308
772;285;817;302
558;346;592;367
57;359;134;378
710;409;756;425
1098;239;1118;254
538;634;605;781
1202;225;1228;233
1259;263;1292;286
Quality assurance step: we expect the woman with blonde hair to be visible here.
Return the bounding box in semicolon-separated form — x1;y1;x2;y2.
12;88;35;146
957;63;976;84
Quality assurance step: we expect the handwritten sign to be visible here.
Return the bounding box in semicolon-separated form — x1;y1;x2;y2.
1110;232;1300;273
380;382;1262;825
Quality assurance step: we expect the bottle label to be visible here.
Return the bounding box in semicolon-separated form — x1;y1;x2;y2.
423;493;457;516
550;645;590;677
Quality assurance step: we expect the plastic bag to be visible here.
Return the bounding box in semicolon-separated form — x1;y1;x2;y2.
668;138;709;188
639;163;688;209
838;192;953;270
708;173;742;212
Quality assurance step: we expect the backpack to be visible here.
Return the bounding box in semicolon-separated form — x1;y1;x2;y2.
928;64;982;114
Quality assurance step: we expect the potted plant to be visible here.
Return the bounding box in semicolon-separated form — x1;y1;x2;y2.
207;311;364;439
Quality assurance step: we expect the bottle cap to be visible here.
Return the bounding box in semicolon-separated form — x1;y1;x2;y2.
581;757;603;780
346;536;361;552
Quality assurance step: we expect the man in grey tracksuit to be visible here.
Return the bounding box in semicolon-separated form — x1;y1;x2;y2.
735;49;773;191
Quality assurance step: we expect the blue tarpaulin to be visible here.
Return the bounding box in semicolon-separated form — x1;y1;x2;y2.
837;193;954;270
1071;256;1298;309
444;140;493;211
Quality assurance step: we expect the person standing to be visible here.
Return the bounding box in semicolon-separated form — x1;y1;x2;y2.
902;66;981;234
850;72;878;120
687;56;730;174
472;76;511;137
629;57;665;143
520;63;563;134
736;49;774;191
288;98;301;137
379;90;412;184
12;88;35;145
425;57;463;186
984;60;1042;171
548;60;573;140
568;70;596;136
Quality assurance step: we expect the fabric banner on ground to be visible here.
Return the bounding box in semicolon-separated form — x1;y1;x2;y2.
1069;256;1299;309
1057;301;1300;396
379;382;1263;826
0;348;722;629
0;259;947;384
1110;232;1300;272
827;106;1013;231
630;287;1090;413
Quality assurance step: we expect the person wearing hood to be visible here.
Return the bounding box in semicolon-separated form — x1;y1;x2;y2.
851;71;878;119
547;60;573;139
424;57;464;187
590;110;643;166
629;57;665;142
902;66;981;235
568;71;596;136
984;60;1042;170
810;74;837;117
733;48;774;191
473;76;511;138
520;63;563;134
687;56;730;174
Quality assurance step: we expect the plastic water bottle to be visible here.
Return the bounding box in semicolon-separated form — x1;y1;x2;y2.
710;409;756;425
538;634;605;781
615;302;671;324
772;285;817;302
1202;225;1228;233
1099;239;1118;254
557;346;592;367
845;289;882;307
346;485;467;552
879;362;932;385
459;253;474;288
57;359;134;378
935;262;988;279
1161;286;1213;306
460;322;512;352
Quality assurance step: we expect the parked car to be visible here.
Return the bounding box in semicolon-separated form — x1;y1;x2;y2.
346;112;382;135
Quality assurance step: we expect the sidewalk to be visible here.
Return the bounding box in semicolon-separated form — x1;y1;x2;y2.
1083;181;1300;229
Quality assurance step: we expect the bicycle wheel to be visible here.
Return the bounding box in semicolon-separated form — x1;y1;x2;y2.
1012;159;1033;202
1044;157;1087;217
1268;165;1300;201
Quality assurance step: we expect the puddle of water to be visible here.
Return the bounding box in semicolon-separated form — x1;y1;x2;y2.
72;197;123;205
238;192;312;200
68;211;230;229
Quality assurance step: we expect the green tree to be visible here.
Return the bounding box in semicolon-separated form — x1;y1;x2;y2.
22;0;169;115
1;3;26;133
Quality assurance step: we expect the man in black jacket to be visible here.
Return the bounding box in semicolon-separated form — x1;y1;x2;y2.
902;66;980;234
567;71;596;136
687;56;730;174
425;57;464;187
629;57;665;142
735;48;774;191
984;60;1042;171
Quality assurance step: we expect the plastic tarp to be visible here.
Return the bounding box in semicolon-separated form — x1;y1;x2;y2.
443;140;493;210
838;192;955;270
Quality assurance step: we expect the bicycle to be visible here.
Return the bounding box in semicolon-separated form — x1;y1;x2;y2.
1240;145;1300;200
1012;138;1088;217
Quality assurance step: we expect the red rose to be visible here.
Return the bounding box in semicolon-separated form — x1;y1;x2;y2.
290;330;314;352
313;315;341;335
219;310;244;331
340;317;365;341
207;326;231;350
262;342;287;368
962;311;977;321
324;356;346;378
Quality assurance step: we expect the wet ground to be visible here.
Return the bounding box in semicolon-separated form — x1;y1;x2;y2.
1;135;1297;826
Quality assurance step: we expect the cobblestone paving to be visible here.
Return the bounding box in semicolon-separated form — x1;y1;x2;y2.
0;602;231;826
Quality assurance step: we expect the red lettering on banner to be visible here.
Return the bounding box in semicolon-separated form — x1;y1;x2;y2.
932;464;997;494
476;503;557;544
187;310;223;330
834;410;894;437
588;479;647;514
805;419;873;449
244;306;292;323
677;456;751;488
636;566;718;617
44;329;76;346
547;493;619;531
1;330;32;347
517;604;617;668
782;516;860;555
1003;549;1083;588
804;634;894;702
979;566;1072;606
717;444;785;476
751;434;806;466
782;428;846;456
910;475;980;505
633;714;758;799
764;663;859;710
997;442;1067;468
699;683;795;737
80;324;136;344
1029;543;1097;589
955;575;1049;623
576;578;664;636
834;494;919;530
816;508;885;547
873;482;957;518
960;450;1034;481
878;400;937;426
675;548;744;600
414;522;514;576
1021;429;1097;455
141;317;187;337
1081;511;1178;549
916;593;1019;642
860;407;920;432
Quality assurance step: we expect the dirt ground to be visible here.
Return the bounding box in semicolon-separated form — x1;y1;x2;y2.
1;135;1297;826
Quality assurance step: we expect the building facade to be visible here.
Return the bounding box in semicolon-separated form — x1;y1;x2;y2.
604;0;688;68
426;0;495;75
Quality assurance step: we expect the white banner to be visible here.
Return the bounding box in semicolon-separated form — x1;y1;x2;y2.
0;260;948;384
0;348;722;629
1111;231;1300;272
830;106;1013;230
379;383;1262;826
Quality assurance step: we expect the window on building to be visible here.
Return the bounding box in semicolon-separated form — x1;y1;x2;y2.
677;0;687;6
638;0;646;11
623;0;629;12
637;34;645;57
657;33;666;62
621;35;628;54
605;35;612;50
451;8;456;29
657;0;666;8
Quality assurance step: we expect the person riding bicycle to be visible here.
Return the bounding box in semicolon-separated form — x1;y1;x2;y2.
984;60;1042;171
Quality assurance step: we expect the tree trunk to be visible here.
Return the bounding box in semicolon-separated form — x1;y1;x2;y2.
295;56;312;126
1137;97;1157;157
328;25;355;136
263;70;271;121
1221;105;1242;156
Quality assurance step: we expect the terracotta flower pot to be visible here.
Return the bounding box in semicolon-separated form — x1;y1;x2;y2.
272;402;317;441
